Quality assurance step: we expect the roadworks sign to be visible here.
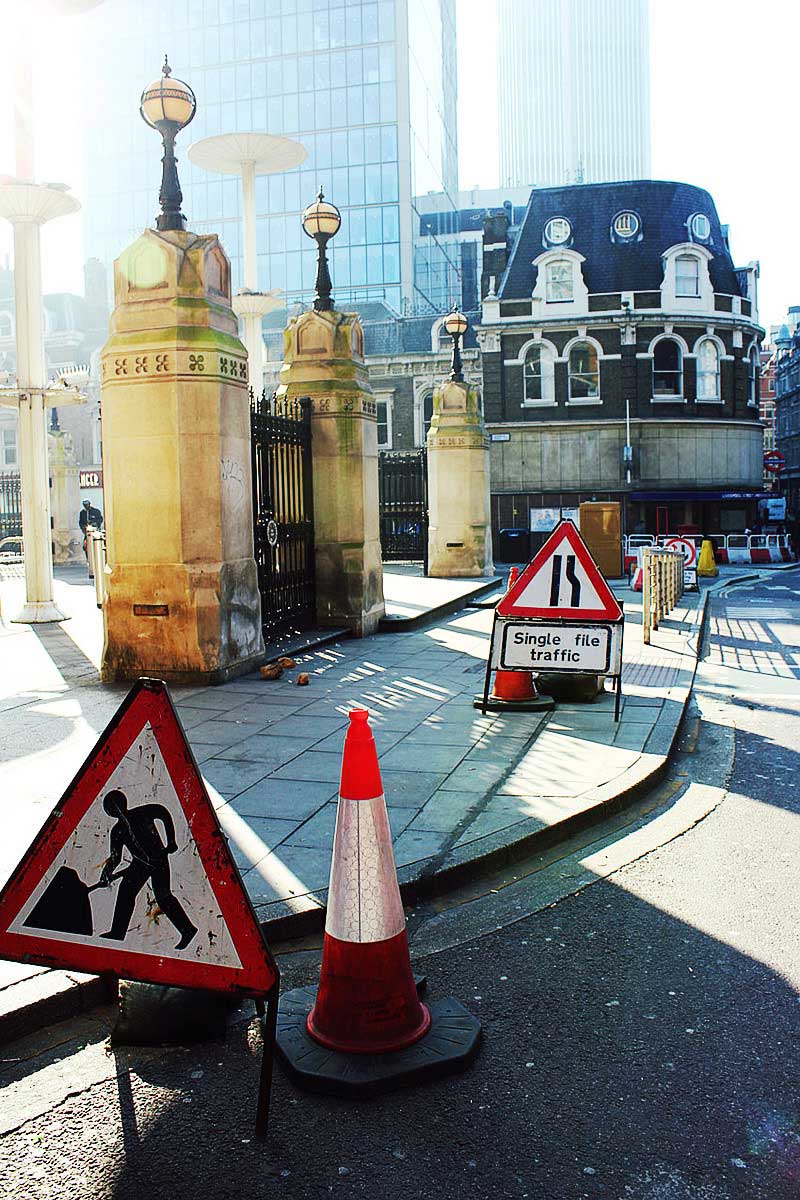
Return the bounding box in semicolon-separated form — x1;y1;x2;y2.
496;520;623;622
497;621;623;674
0;678;277;997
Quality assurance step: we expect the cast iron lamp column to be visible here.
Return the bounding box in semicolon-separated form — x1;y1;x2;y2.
140;57;197;232
443;304;469;383
302;189;341;312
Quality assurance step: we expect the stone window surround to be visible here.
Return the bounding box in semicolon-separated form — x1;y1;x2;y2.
564;334;604;406
692;333;730;404
645;332;690;403
660;242;715;314
745;340;760;407
504;331;619;409
531;248;590;318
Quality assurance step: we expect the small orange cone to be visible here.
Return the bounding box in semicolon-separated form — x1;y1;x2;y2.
473;568;554;712
275;710;481;1094
307;709;430;1054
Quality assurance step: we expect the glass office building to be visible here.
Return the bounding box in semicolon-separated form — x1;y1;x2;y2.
80;0;460;315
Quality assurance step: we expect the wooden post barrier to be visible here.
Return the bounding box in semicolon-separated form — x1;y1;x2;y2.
642;547;652;643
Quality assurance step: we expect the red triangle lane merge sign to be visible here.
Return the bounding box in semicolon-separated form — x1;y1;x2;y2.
0;679;278;998
496;520;623;622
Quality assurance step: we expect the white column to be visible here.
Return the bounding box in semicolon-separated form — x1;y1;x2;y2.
13;217;65;622
241;160;257;290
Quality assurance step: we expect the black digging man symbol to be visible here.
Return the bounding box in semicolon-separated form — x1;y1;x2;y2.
97;789;198;950
23;790;198;949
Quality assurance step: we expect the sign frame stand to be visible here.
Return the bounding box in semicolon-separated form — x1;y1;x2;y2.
479;614;499;716
254;981;280;1140
480;611;624;722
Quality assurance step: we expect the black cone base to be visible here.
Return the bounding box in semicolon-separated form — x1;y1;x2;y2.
472;693;555;712
275;986;481;1096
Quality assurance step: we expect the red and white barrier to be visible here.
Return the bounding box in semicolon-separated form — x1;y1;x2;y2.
624;533;794;569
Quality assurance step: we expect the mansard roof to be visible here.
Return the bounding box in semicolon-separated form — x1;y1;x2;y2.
498;180;742;300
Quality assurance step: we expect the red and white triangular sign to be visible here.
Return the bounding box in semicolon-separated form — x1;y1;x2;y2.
0;679;278;998
496;520;623;621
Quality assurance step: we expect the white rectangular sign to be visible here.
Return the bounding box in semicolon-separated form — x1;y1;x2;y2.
684;567;698;590
497;621;622;674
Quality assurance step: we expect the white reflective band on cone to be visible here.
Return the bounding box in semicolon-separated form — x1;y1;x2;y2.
325;795;405;944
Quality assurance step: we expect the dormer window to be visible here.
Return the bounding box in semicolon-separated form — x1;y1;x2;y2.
611;211;641;243
544;216;571;246
688;212;711;242
546;261;573;302
675;254;700;298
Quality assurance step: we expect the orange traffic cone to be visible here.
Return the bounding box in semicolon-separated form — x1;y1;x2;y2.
307;709;430;1054
275;710;481;1094
473;568;555;712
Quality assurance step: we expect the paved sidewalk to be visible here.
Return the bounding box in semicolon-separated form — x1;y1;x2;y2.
0;559;744;1036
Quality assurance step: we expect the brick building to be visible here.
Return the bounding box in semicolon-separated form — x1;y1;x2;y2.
476;180;765;539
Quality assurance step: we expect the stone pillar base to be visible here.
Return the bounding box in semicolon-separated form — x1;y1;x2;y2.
101;558;263;685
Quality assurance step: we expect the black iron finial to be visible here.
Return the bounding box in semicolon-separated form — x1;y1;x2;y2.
162;55;171;78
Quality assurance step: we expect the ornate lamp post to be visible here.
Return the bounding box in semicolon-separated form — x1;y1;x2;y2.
443;304;469;383
302;188;341;312
139;57;196;232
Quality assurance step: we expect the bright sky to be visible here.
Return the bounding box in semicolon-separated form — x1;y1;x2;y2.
1;0;798;331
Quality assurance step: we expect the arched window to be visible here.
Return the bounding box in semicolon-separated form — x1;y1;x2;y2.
523;343;555;404
748;347;759;406
675;254;700;298
653;338;682;397
545;260;573;302
568;342;599;401
696;339;720;401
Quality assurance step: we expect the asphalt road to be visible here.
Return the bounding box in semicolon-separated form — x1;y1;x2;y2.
1;571;799;1200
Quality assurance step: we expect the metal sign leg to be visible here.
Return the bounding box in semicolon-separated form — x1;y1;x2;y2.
481;615;497;716
255;986;279;1141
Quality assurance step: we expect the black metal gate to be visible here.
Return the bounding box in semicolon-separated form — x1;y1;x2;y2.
251;391;316;640
0;472;22;545
378;449;428;571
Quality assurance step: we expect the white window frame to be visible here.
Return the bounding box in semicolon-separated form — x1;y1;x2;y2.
521;340;556;407
1;427;18;468
544;216;571;245
675;254;700;298
374;392;394;449
747;345;760;407
660;243;715;313
565;337;602;405
695;337;722;403
545;260;573;303
531;249;589;317
650;334;687;402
